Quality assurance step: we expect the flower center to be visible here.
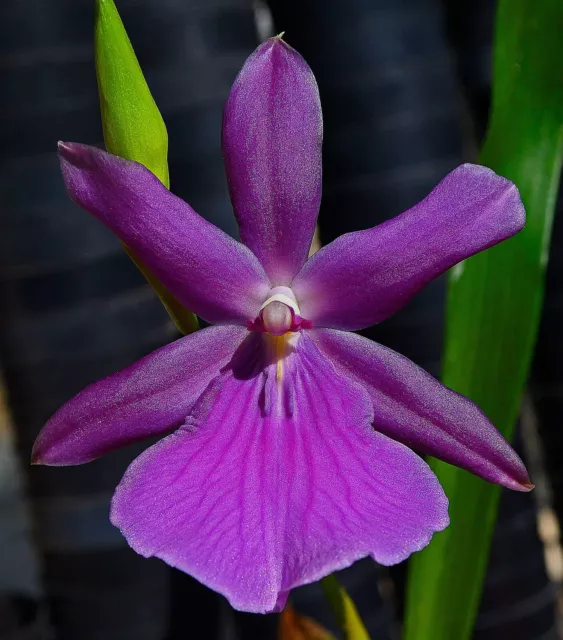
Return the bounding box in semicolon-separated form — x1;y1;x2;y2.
247;287;312;335
261;300;292;336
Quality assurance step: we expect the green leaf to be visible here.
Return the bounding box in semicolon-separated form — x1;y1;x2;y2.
320;575;371;640
405;1;563;638
95;0;197;334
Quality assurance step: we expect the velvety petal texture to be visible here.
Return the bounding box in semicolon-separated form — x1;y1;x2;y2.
293;164;525;330
32;325;247;465
111;333;448;612
34;37;533;615
313;329;532;491
58;142;270;324
222;37;322;285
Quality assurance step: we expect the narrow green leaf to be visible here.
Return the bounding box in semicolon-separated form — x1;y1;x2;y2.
95;0;197;334
320;575;371;640
405;2;563;638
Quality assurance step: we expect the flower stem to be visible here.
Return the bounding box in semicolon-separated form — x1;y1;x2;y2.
320;575;371;640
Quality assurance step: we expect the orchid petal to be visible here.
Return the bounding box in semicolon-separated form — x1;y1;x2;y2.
58;142;270;324
32;325;247;466
293;164;525;330
110;332;448;613
313;329;532;491
222;37;322;285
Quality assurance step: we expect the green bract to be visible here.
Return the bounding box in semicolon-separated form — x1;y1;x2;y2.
95;0;169;185
95;0;197;334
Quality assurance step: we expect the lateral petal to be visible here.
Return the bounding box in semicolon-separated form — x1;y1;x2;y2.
293;165;525;330
32;325;247;465
59;142;270;324
313;328;532;491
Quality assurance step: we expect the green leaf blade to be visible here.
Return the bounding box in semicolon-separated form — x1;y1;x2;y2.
405;1;563;637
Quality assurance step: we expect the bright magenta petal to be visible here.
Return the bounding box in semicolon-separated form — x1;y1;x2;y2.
110;333;448;613
313;329;532;491
222;37;322;285
32;325;247;466
293;164;525;330
58;142;270;324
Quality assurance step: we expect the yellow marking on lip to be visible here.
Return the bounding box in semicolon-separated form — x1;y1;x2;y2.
269;334;288;383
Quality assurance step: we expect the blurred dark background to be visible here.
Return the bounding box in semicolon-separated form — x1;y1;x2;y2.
0;0;561;638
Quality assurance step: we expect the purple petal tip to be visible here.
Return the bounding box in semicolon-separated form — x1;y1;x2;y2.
30;439;73;467
30;446;58;467
521;482;535;492
58;141;90;169
57;140;74;156
30;440;45;465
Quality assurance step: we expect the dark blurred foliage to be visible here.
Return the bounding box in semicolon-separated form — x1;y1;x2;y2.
0;0;559;638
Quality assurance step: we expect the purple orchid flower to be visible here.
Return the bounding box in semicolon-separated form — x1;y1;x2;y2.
32;36;531;614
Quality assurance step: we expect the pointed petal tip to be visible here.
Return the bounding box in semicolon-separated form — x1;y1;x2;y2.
30;441;45;466
256;33;299;64
57;140;87;167
30;458;67;468
30;440;82;467
502;475;534;492
57;140;72;155
497;470;534;492
29;444;43;466
58;141;104;172
263;33;290;52
30;452;65;467
501;457;533;492
266;33;301;59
